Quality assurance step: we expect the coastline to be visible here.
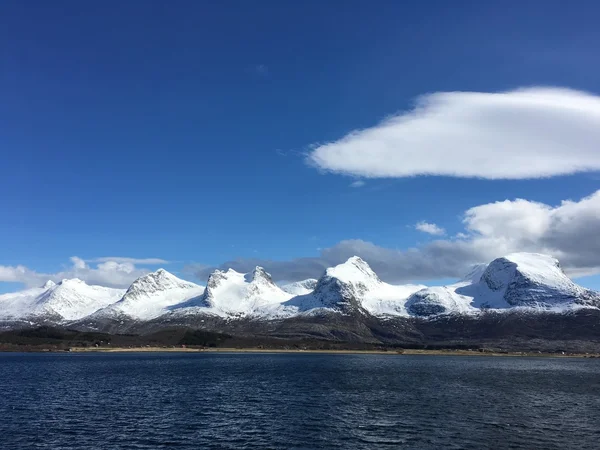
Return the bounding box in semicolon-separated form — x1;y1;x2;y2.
64;346;599;358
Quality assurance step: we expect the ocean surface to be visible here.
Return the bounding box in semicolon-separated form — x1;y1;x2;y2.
0;352;598;449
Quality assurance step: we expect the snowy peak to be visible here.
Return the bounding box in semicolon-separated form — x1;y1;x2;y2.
38;280;126;320
57;278;86;287
205;269;227;290
407;252;600;316
197;266;292;315
0;278;125;322
249;266;275;286
292;257;382;313
246;267;281;299
90;270;204;321
124;269;198;298
284;257;423;315
320;257;382;296
325;256;381;285
481;253;562;293
204;266;275;292
203;269;242;300
205;268;242;290
478;252;596;307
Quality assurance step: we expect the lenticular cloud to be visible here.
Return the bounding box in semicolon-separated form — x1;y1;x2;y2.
307;87;600;179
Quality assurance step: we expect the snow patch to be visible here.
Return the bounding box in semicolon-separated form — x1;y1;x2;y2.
281;279;318;295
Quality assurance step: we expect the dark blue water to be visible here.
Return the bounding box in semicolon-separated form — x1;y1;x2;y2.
0;353;599;449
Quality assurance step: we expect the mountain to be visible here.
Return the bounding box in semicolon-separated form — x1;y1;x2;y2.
88;269;204;321
405;286;475;317
406;253;600;316
281;279;318;295
2;253;598;333
190;266;292;316
284;257;425;315
2;253;600;352
0;279;125;322
473;253;599;308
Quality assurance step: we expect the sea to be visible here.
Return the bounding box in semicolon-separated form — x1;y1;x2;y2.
0;352;598;449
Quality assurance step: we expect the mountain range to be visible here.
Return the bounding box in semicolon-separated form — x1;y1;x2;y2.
1;253;599;335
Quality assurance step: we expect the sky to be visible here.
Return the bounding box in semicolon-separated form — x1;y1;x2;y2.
1;0;600;292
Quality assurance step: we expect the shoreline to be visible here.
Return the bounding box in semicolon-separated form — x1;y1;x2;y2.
61;346;598;358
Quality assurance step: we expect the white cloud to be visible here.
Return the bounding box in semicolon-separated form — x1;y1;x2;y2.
415;221;446;236
308;87;600;179
4;191;600;289
71;256;87;270
192;190;600;283
0;256;163;289
0;265;31;283
349;180;366;188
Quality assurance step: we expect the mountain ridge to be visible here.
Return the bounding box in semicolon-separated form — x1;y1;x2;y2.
1;253;599;331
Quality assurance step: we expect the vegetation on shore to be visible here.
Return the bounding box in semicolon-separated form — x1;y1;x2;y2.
0;326;599;358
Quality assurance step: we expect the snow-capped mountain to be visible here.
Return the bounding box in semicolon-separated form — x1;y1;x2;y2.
0;279;125;321
471;253;600;308
88;269;204;321
193;266;292;315
283;257;426;315
1;253;598;327
0;286;50;320
405;286;474;317
406;253;600;316
281;279;318;295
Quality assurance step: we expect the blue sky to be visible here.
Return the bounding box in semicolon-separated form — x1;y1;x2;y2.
1;1;600;292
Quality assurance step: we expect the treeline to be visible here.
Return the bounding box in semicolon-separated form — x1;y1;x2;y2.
179;329;232;347
0;326;233;351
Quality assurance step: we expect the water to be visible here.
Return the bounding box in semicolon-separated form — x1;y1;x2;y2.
0;353;599;449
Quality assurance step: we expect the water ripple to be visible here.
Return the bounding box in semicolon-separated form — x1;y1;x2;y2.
0;353;599;449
